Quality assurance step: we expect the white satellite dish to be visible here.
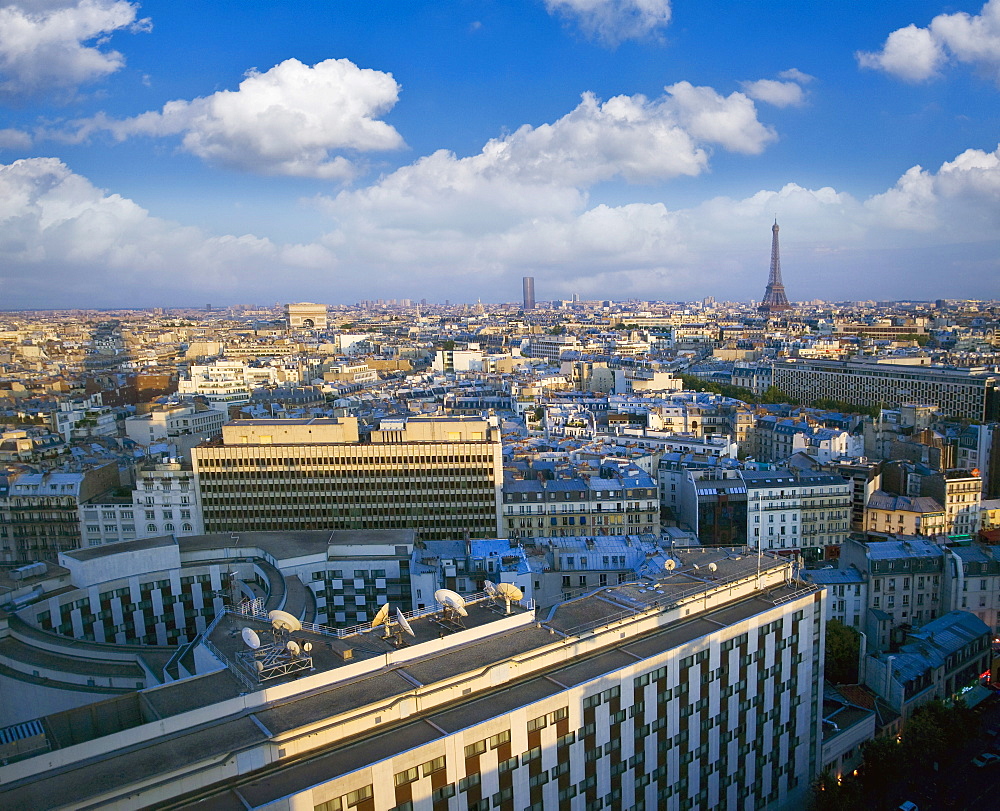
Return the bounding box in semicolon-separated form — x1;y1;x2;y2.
286;640;301;656
692;564;700;571
708;562;718;572
663;558;676;572
483;580;498;596
255;660;264;672
269;610;302;632
241;627;261;650
371;603;391;630
434;588;468;617
302;641;313;652
396;607;415;637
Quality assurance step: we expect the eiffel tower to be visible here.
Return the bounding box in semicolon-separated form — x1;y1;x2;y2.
758;219;791;313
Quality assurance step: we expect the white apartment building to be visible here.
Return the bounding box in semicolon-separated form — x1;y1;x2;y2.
79;461;203;547
124;403;226;446
177;361;283;405
802;567;868;629
0;547;825;811
743;471;852;562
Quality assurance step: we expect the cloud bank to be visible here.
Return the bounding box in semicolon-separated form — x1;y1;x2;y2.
5;141;999;307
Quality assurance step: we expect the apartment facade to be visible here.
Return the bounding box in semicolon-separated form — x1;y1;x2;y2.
502;472;658;541
863;491;946;537
79;461;204;547
838;536;945;651
743;471;852;562
192;416;503;540
0;464;120;564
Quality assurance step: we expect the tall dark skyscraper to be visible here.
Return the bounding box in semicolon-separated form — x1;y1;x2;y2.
522;275;535;310
758;220;791;313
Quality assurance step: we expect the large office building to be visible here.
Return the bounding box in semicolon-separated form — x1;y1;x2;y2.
0;546;825;811
192;416;504;540
771;359;1000;422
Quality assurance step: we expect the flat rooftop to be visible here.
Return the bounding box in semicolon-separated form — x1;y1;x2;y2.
0;549;810;810
178;528;415;561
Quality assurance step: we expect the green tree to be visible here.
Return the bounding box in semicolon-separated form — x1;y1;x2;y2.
858;734;904;809
810;770;865;811
824;620;860;684
761;385;797;405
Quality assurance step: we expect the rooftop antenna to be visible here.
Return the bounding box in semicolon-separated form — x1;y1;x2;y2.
268;609;301;632
434;588;468;618
241;627;261;650
495;582;523;615
371;603;392;638
483;580;498;597
394;607;415;646
396;607;415;637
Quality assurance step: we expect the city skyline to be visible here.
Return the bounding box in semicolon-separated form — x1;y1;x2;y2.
2;1;1000;309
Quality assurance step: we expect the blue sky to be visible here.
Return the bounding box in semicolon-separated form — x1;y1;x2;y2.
1;0;999;308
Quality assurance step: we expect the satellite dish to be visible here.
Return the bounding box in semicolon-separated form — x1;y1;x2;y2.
371;603;391;630
708;562;718;572
396;607;415;637
663;558;676;572
693;564;700;571
255;660;264;672
241;627;261;650
496;583;523;601
483;580;498;596
495;582;523;615
302;641;313;652
286;640;301;656
434;588;468;617
269;610;302;632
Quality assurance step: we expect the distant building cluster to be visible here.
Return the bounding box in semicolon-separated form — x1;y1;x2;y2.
1;260;1000;807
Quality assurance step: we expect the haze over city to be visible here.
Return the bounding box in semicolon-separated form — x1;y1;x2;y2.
2;1;1000;307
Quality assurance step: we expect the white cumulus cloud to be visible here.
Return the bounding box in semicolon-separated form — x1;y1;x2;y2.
317;82;776;239
544;0;671;45
858;1;1000;84
0;0;150;101
79;58;405;179
740;78;806;108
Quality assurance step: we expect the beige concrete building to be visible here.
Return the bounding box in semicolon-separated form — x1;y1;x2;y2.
192;416;504;540
864;491;946;537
